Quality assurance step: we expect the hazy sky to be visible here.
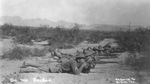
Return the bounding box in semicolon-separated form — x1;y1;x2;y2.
0;0;150;26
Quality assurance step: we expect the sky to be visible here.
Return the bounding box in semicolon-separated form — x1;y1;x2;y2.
0;0;150;26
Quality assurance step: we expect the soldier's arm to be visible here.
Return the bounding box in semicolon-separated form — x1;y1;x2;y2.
70;60;86;75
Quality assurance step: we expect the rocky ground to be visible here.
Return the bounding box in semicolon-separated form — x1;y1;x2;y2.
0;39;150;84
1;58;150;84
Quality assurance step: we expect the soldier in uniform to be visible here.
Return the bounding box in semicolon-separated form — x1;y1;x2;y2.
19;51;93;75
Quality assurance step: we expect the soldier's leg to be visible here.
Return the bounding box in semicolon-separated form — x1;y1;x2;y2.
35;57;58;64
20;61;41;68
19;67;41;73
20;64;50;73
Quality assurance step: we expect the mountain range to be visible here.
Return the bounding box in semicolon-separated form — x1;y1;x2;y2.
0;16;141;31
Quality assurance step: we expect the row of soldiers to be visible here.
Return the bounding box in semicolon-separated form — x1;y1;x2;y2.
54;43;112;59
19;45;112;75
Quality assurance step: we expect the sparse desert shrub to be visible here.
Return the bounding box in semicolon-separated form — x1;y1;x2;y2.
124;52;150;69
1;24;38;44
116;28;150;69
59;43;74;49
88;31;103;43
88;31;115;43
0;24;86;46
1;46;32;60
0;23;115;48
115;28;149;52
124;53;137;66
32;48;47;57
1;46;50;60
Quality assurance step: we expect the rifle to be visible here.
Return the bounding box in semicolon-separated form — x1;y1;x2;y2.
85;56;96;69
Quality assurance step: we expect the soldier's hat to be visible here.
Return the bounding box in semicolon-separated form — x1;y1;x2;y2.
75;52;86;58
84;51;94;56
83;48;94;56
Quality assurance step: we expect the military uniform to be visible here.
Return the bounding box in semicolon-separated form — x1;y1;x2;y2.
19;54;90;75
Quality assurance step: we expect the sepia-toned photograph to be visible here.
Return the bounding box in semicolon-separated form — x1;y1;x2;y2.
0;0;150;84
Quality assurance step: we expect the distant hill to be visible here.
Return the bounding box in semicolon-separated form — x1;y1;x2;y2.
0;16;82;28
0;16;141;31
83;24;141;31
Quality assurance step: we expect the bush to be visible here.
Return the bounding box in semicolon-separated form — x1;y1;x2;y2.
32;48;47;57
88;31;115;43
0;24;86;45
115;28;149;53
1;46;50;60
0;23;115;49
115;28;150;69
1;46;32;60
125;53;150;69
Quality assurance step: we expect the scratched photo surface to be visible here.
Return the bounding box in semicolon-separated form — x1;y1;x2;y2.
0;0;150;84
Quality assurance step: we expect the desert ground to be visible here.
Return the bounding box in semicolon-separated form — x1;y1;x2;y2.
0;38;150;84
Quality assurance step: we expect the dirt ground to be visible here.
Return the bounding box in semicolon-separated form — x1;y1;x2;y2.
0;39;150;84
1;58;150;84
